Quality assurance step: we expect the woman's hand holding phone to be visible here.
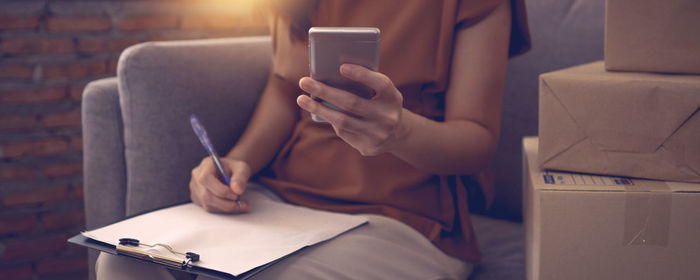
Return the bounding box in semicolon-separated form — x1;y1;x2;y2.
189;157;252;214
298;64;410;157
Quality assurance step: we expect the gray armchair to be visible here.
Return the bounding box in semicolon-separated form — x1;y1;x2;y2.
82;36;271;279
82;1;605;279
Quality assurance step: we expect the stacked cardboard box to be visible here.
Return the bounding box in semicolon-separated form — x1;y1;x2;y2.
524;137;700;280
605;0;700;74
527;0;700;279
538;62;700;183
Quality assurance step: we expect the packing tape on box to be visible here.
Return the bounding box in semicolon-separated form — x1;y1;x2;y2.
623;180;671;246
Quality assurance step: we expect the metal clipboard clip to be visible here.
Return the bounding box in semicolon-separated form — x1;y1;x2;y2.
116;238;200;269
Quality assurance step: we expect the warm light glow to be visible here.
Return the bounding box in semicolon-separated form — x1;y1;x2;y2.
176;0;269;28
179;0;262;15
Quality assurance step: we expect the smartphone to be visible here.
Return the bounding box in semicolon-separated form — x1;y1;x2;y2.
308;27;380;122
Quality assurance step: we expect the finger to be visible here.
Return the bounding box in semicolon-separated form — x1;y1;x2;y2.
297;95;367;133
340;64;395;99
201;169;238;200
224;160;251;196
200;187;251;214
299;77;373;117
195;157;218;184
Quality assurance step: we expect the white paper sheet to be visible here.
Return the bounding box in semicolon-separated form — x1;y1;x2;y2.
84;187;368;277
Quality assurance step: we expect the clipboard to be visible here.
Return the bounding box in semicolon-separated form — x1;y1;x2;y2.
69;187;368;279
68;234;272;279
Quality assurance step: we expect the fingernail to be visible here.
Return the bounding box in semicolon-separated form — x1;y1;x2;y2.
297;95;310;107
237;200;249;210
300;78;317;92
341;64;355;75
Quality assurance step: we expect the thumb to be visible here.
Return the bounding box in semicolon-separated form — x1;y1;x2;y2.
223;160;251;196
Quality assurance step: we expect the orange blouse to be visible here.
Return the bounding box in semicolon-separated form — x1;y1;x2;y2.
258;0;530;262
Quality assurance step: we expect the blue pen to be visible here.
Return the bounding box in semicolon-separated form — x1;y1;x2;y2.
189;114;239;204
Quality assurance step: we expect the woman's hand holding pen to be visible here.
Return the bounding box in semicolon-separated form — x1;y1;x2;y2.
297;64;410;157
189;157;251;214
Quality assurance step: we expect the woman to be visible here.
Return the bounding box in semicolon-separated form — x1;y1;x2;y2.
97;0;529;279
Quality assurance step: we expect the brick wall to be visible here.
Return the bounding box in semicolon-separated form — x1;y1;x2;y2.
0;1;267;279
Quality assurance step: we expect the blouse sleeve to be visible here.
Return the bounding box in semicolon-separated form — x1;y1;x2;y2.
456;0;503;24
456;0;531;57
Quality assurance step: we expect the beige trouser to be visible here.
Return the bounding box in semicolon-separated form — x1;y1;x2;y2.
96;213;473;280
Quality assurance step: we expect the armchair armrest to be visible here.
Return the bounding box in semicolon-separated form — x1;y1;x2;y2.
83;77;127;230
82;77;128;280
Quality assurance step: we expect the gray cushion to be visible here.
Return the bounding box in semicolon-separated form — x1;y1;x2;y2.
470;214;525;280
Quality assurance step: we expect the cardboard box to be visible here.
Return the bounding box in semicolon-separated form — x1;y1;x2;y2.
538;61;700;183
523;137;700;280
605;0;700;74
